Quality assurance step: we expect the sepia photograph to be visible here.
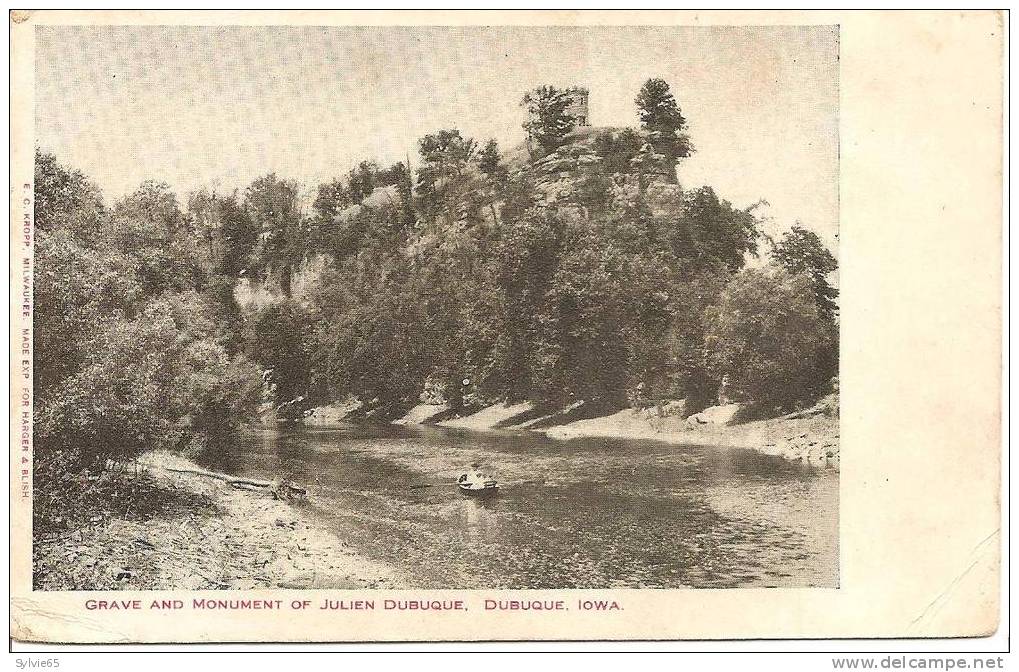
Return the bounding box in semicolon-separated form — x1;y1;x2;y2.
28;22;840;593
11;9;1003;648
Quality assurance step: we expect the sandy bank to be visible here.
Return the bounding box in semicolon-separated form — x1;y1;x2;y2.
397;398;838;469
33;451;405;591
393;403;450;425
541;407;839;468
435;401;534;430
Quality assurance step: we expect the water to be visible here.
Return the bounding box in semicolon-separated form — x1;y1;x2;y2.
201;423;838;589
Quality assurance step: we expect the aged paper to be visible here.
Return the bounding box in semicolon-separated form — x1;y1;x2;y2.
9;10;1002;642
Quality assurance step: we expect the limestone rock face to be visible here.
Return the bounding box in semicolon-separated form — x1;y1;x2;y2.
518;126;676;212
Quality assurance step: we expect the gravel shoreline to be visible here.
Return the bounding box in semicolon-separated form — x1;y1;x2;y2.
33;451;405;591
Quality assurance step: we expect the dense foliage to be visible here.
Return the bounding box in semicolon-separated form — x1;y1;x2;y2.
33;152;263;530
293;79;837;416
704;268;838;412
33;77;839;525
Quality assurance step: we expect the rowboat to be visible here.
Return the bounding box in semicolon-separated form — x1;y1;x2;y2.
457;470;499;496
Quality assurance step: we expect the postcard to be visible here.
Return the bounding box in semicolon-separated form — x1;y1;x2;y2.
9;10;1003;643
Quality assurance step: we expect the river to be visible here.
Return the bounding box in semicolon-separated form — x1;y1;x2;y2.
200;422;838;589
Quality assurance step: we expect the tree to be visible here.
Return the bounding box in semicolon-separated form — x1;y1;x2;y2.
244;173;301;236
771;226;839;320
522;85;577;155
34;149;106;243
215;193;260;277
243;173;302;293
348;160;379;204
663;268;729;410
703;268;837;412
188;189;227;269
478;139;508;225
188;189;259;277
660;187;760;277
243;299;313;408
182;190;253;353
383;161;416;229
490;209;563;400
479;139;507;182
635;78;693;180
108;181;204;295
415;129;480;229
546;232;634;407
32;152;128;395
114;180;186;233
308;252;435;413
34;228;143;398
313;178;352;221
593;129;644;175
377;161;412;189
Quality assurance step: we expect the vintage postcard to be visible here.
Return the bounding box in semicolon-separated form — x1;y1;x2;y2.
9;10;1003;643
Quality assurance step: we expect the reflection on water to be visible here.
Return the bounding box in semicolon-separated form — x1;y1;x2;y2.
462;498;501;545
200;422;838;588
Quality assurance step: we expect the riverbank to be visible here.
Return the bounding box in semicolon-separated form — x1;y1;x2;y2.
394;398;839;468
33;451;405;591
541;406;839;467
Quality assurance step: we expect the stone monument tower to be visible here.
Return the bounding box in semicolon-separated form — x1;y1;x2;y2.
564;86;590;127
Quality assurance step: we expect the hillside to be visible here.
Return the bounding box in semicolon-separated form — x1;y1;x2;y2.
220;87;836;432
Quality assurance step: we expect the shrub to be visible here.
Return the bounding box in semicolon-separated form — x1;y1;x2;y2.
35;297;262;476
